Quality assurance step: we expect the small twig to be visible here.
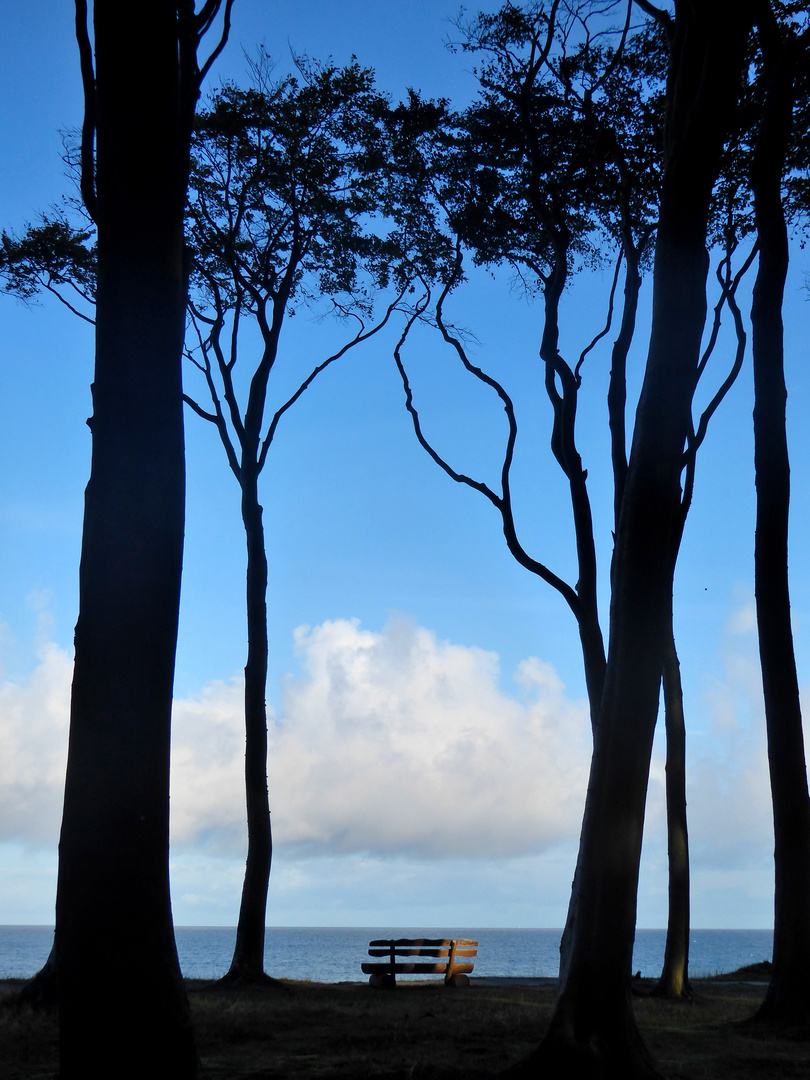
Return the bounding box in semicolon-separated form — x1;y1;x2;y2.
575;246;623;380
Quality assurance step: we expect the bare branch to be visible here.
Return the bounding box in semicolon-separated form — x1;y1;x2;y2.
632;0;674;38
42;281;96;324
198;0;236;87
693;244;758;445
182;391;218;425
184;309;242;480
213;300;247;445
584;0;634;105
680;241;758;519
575;246;622;379
398;252;582;616
74;0;97;221
394;289;503;509
258;285;409;473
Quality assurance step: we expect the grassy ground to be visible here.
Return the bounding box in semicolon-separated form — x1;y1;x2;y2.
1;972;807;1078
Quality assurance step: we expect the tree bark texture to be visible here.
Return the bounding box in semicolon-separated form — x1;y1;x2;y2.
516;4;753;1076
750;14;810;1027
55;2;198;1076
223;471;274;983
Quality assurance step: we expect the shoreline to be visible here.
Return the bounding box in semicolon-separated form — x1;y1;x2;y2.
0;966;772;1000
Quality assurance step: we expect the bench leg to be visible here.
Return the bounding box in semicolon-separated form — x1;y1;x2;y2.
446;973;470;988
368;972;396;989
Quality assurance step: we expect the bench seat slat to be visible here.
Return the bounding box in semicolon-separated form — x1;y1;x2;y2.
362;962;475;976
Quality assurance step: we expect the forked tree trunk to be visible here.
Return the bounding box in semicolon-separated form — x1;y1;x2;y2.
221;473;274;984
559;252;692;1003
513;4;753;1075
55;2;198;1076
612;245;693;1002
750;13;810;1027
538;250;605;729
558;242;693;1003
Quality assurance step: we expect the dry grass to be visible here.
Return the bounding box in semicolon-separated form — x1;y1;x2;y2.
1;975;809;1078
189;979;545;1077
635;981;810;1080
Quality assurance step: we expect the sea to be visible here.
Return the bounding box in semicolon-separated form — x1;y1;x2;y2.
0;926;773;983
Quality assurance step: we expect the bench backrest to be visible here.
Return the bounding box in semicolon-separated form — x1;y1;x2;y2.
368;937;477;961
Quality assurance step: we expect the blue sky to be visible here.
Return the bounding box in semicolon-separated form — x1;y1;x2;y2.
0;1;808;934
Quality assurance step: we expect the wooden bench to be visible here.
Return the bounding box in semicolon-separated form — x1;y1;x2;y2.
362;937;478;988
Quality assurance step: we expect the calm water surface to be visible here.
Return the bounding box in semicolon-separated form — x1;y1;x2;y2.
0;925;773;982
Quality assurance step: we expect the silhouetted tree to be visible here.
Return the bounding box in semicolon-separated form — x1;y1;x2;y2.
184;59;427;983
522;2;753;1073
749;0;810;1027
54;2;231;1077
392;0;750;1006
1;54;437;988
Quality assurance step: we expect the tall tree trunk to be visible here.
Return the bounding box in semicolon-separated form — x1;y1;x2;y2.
513;4;753;1075
750;12;810;1027
651;623;691;999
222;474;274;984
560;243;693;1003
610;245;693;1002
55;2;198;1076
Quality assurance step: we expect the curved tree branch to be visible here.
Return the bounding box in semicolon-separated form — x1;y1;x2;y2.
680;240;757;522
42;280;96;324
633;0;674;39
258;285;409;472
74;0;97;222
394;260;582;617
575;245;622;380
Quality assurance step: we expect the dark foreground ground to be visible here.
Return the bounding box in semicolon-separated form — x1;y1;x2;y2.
1;966;806;1078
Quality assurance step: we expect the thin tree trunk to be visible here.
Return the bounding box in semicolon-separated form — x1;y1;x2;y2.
55;2;197;1075
651;623;691;999
513;4;752;1074
608;249;639;524
750;11;810;1027
222;473;274;984
621;248;692;1002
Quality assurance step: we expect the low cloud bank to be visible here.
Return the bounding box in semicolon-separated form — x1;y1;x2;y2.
0;617;592;860
0;605;785;881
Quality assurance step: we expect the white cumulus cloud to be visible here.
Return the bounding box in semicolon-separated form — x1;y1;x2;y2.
0;616;592;861
688;599;775;868
0;641;71;845
169;617;592;860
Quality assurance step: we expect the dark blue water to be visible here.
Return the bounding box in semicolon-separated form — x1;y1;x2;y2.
0;925;773;982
